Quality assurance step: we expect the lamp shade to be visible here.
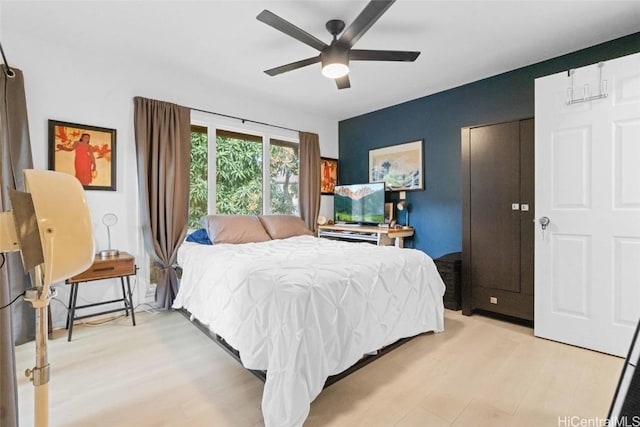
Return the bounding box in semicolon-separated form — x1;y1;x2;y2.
321;45;349;79
24;170;94;283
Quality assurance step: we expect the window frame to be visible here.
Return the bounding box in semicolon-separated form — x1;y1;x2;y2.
190;111;299;217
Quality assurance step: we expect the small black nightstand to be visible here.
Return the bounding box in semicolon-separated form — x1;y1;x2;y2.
434;252;462;310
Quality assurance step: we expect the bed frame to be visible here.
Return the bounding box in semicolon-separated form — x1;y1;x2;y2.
179;309;417;389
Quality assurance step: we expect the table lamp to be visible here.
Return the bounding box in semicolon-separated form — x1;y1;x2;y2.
99;213;119;258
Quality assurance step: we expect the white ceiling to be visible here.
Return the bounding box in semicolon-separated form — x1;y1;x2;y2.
4;1;640;121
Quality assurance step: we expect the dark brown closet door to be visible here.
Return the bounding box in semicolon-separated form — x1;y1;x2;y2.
462;118;534;321
519;119;535;302
469;122;521;293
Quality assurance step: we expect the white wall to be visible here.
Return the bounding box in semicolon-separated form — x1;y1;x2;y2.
2;9;338;329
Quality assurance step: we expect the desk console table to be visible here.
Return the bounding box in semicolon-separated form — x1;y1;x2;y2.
65;252;137;341
317;224;414;248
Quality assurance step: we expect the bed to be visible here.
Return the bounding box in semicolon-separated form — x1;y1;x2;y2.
172;215;445;427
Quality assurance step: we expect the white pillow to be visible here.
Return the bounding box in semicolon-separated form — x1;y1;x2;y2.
258;215;313;240
200;215;271;244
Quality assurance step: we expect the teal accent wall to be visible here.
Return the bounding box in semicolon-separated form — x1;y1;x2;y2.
339;32;640;258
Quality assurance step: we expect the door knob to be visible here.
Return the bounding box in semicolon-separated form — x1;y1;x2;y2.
539;216;550;230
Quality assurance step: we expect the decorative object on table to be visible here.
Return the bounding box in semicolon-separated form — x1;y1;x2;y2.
317;215;328;225
48;119;117;191
320;157;338;195
384;202;394;223
397;200;410;226
369;140;423;191
99;213;120;258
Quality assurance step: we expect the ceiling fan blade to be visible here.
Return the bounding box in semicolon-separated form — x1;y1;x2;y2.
264;56;321;76
257;10;328;52
338;0;395;48
350;49;420;62
335;75;351;89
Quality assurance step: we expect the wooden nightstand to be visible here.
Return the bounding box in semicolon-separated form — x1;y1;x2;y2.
65;252;137;341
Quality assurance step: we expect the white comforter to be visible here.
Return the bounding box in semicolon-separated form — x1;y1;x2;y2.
173;235;445;427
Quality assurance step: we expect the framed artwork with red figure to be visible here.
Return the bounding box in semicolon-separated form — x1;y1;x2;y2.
320;157;338;195
48;120;116;191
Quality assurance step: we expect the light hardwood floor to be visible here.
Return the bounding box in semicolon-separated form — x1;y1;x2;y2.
15;309;624;426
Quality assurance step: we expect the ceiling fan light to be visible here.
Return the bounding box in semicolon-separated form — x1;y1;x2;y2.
321;45;349;79
322;63;349;79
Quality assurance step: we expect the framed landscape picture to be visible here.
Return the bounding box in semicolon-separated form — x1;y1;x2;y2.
48;120;116;191
320;157;338;195
369;140;423;191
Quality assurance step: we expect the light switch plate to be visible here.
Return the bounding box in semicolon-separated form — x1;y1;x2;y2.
399;191;406;200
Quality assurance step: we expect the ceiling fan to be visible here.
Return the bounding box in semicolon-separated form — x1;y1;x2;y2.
257;0;420;89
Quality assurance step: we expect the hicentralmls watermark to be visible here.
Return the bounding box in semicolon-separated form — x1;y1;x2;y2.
558;416;640;427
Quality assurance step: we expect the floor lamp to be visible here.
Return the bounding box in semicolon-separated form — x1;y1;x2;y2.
1;170;94;427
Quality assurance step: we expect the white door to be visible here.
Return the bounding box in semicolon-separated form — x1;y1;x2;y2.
535;53;640;357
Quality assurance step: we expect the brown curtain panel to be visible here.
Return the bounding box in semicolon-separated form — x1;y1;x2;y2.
134;97;190;309
1;64;35;427
298;132;321;232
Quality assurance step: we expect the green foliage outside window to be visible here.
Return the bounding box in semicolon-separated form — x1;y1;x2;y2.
270;143;299;215
188;131;208;229
216;137;263;215
188;130;299;229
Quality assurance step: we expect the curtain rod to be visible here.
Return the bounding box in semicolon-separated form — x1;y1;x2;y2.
0;42;16;78
189;107;301;134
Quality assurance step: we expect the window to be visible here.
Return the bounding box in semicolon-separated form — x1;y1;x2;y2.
189;125;208;229
188;122;299;228
270;139;299;215
216;129;263;215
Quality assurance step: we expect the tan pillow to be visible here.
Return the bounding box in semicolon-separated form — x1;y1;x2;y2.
258;215;314;240
200;215;271;244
